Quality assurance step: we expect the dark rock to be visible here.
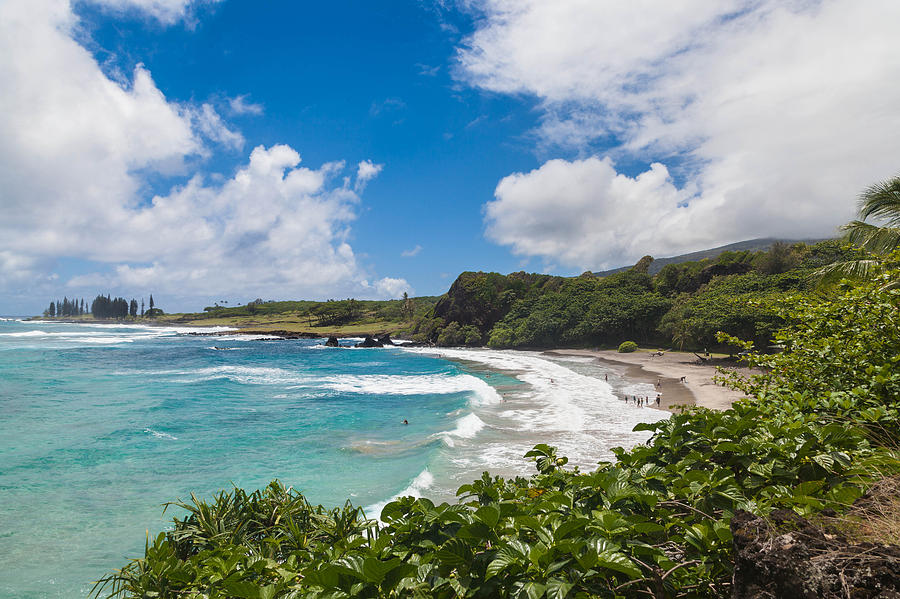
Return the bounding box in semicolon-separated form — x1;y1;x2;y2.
324;336;340;347
355;335;383;348
376;334;395;346
235;330;321;339
731;509;900;599
392;340;432;348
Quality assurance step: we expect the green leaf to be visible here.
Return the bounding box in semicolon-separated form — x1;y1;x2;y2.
546;578;574;599
595;551;642;578
475;504;501;528
362;557;402;584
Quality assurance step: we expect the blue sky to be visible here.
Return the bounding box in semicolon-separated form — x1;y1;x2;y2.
2;0;899;314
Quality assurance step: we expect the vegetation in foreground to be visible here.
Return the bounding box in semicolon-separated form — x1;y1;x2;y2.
94;259;900;598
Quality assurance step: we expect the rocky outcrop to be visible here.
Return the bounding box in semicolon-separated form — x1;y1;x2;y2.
377;334;395;346
731;508;900;598
431;271;563;339
324;336;340;347
355;335;383;348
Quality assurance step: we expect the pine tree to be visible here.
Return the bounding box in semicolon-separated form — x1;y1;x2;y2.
149;295;154;310
141;299;145;317
48;301;56;318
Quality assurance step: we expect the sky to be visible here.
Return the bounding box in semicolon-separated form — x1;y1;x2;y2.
2;0;900;315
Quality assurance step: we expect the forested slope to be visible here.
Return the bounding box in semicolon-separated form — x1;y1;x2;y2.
409;240;860;350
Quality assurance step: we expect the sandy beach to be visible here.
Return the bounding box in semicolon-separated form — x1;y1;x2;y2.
546;349;754;410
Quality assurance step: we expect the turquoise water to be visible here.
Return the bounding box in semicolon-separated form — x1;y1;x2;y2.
0;319;667;598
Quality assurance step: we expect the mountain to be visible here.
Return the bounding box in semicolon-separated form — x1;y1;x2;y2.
593;237;832;276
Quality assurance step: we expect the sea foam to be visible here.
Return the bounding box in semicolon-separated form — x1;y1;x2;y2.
363;468;435;521
435;413;486;447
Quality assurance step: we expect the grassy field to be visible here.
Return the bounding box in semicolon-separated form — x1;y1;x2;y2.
33;295;442;337
155;313;411;336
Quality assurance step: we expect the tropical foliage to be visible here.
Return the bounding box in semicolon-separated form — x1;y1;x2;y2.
816;174;900;283
418;240;849;350
95;262;900;598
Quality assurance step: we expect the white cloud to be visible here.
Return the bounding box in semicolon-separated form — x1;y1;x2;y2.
58;144;380;301
401;245;422;257
486;158;690;269
355;160;384;192
460;0;900;266
82;0;221;25
371;277;412;299
0;0;202;264
228;94;264;116
190;103;244;150
0;0;404;311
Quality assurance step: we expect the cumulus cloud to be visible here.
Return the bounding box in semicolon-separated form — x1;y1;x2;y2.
486;158;690;269
0;0;402;310
79;144;370;299
0;0;202;262
460;0;900;267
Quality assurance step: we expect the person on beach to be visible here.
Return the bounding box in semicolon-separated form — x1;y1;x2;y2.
604;374;608;381
656;394;661;406
656;379;661;388
680;376;686;383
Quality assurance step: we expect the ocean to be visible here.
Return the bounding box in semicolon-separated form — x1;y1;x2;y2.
0;318;668;598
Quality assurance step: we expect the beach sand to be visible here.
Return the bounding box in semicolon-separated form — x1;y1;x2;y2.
545;349;753;410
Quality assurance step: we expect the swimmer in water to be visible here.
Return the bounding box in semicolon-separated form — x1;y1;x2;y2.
402;419;408;425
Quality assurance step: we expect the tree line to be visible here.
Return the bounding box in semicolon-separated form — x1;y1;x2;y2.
43;294;160;319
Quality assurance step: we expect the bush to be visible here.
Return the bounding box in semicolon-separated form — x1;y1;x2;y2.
617;340;638;352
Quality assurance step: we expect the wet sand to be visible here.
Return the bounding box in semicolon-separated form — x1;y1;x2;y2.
545;349;753;410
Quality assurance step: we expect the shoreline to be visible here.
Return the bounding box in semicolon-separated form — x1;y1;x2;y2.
545;349;751;410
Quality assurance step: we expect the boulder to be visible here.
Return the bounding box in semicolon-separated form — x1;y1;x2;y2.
355;335;384;348
377;334;395;346
324;336;340;347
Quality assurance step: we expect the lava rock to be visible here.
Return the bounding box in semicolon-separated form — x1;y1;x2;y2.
355;335;384;348
324;336;340;347
731;509;900;599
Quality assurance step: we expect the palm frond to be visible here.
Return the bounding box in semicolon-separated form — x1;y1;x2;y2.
858;176;900;227
841;220;900;255
812;258;884;288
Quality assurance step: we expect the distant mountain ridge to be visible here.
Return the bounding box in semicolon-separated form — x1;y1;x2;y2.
593;237;833;276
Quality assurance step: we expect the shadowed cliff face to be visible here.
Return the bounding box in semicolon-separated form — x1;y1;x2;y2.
431;271;562;334
731;489;900;599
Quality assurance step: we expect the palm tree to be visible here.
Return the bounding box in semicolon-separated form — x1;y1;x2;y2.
817;175;900;284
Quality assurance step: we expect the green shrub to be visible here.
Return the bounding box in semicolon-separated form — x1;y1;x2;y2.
617;340;638;352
